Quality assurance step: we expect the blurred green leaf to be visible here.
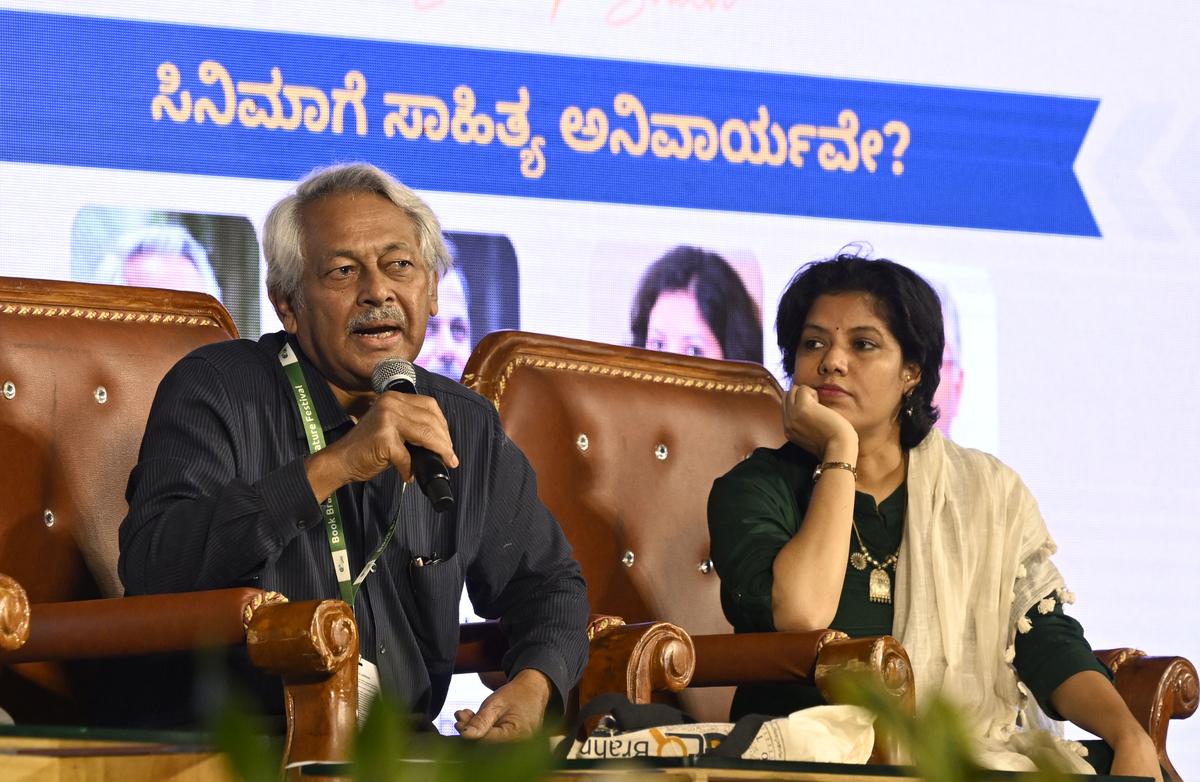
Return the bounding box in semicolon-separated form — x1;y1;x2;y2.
210;691;282;782
830;670;1074;782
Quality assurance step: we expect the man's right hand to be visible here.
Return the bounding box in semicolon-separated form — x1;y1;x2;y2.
783;384;858;461
304;392;460;504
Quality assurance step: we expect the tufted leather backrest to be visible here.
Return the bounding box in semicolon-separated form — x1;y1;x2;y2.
0;277;237;604
463;331;786;720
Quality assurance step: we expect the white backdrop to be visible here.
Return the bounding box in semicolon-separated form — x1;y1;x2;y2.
2;1;1197;771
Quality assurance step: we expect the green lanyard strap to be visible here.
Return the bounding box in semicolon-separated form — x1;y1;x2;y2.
279;344;400;606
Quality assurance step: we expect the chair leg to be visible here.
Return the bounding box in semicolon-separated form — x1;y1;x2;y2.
245;599;359;775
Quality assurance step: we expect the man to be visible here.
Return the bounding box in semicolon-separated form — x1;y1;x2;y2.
118;162;589;739
416;263;473;380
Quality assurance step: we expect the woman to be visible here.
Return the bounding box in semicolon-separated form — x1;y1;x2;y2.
630;245;762;363
707;255;1159;777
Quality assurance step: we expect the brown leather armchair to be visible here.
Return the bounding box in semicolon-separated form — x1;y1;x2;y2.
462;330;914;762
0;278;689;772
0;277;358;769
462;330;1197;773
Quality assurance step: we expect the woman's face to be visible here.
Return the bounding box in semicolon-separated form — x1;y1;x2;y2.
645;289;724;360
792;292;919;441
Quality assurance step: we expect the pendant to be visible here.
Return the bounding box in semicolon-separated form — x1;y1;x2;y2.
849;551;868;571
869;567;892;603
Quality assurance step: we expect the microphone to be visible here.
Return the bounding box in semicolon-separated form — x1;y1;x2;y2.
371;358;455;513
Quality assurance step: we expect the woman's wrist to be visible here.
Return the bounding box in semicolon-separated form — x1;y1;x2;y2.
822;434;859;465
1108;722;1154;750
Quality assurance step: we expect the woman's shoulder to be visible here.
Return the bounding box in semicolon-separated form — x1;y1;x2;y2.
914;430;1025;490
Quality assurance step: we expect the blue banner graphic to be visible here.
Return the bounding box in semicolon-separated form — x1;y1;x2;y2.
0;10;1100;236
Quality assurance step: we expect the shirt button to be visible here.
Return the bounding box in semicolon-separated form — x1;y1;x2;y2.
378;644;386;656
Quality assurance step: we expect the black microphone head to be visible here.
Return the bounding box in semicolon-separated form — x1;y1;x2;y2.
372;357;417;395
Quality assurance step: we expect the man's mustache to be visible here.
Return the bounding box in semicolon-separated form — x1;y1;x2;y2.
347;306;409;334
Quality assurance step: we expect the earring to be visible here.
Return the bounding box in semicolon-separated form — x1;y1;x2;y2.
902;390;915;417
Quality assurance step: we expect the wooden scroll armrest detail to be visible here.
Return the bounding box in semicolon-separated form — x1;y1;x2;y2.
814;634;915;766
0;588;272;663
453;616;633;694
578;621;695;708
1095;647;1198;782
0;574;30;652
688;629;847;687
246;599;359;769
454;615;628;674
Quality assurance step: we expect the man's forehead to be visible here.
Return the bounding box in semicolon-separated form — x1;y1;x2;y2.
299;193;421;258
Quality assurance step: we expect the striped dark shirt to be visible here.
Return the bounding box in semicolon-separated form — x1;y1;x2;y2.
119;331;589;718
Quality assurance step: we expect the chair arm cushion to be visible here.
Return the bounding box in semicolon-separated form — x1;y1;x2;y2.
0;574;30;652
0;588;275;663
689;629;848;687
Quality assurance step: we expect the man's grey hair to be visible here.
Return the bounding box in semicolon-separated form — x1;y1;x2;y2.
263;162;451;304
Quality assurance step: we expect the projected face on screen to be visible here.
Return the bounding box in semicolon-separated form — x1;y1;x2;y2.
123;247;209;292
645;288;724;359
416;266;472;380
99;224;222;299
628;245;763;364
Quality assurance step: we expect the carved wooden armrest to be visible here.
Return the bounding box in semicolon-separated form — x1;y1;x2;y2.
0;588;275;662
1096;647;1198;782
0;574;30;652
815;635;914;765
0;589;358;775
453;615;629;675
246;599;358;770
453;614;695;708
685;630;910;764
578;620;695;707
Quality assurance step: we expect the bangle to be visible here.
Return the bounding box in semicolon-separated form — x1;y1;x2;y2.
812;461;857;482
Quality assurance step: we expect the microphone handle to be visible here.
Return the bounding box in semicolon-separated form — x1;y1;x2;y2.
380;378;455;512
408;443;454;513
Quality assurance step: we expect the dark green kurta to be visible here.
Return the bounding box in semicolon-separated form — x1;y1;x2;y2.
707;441;1108;720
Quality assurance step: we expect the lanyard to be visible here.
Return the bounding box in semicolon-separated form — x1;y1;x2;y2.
279;344;401;606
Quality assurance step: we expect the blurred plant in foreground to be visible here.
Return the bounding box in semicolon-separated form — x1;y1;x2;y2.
213;692;553;782
831;670;1076;782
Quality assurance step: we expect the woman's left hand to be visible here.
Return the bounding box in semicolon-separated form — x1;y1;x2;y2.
1048;670;1161;782
1109;729;1162;782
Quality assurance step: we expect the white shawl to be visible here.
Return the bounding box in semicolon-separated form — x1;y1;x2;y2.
894;430;1092;773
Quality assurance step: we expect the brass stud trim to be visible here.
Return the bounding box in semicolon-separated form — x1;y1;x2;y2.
485;354;778;412
0;302;226;329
